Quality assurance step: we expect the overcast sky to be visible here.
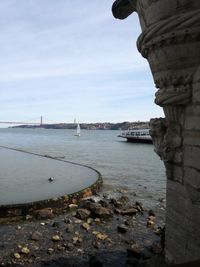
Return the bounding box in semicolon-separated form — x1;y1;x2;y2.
0;0;163;126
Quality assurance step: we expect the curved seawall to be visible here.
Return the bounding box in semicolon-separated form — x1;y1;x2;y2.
0;146;102;220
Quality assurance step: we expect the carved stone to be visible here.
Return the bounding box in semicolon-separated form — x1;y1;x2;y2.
112;0;200;264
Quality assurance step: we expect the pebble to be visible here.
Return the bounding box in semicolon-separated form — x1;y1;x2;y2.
117;224;128;233
121;208;137;216
93;206;113;219
13;253;20;259
69;204;78;209
21;247;30;254
147;220;155;228
35;208;54;219
82;222;90;231
76;208;91;220
93;231;108;240
72;236;83;245
52;235;61;241
47;248;54;254
31;231;42;241
52;221;60;227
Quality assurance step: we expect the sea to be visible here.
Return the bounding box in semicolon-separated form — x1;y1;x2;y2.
0;128;166;214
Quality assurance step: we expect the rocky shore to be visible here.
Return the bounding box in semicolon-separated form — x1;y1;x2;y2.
0;190;166;267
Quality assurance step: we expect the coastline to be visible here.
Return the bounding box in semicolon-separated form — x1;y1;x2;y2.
0;187;166;267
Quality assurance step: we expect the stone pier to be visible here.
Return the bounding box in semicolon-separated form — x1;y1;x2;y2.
112;0;200;264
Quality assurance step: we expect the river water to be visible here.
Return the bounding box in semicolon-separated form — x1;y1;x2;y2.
0;128;166;211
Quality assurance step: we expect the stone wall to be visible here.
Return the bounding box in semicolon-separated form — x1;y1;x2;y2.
112;0;200;264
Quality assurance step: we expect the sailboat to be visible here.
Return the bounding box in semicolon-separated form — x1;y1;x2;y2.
74;123;81;137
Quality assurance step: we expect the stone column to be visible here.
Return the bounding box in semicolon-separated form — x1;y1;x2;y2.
112;0;200;264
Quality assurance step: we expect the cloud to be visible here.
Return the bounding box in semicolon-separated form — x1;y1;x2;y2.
0;0;163;124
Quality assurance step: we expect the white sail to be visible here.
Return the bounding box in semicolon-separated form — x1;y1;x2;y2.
75;123;81;136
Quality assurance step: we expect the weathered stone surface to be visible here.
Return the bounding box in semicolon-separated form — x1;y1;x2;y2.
112;0;200;264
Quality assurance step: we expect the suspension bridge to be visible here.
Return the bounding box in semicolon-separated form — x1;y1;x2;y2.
0;116;43;126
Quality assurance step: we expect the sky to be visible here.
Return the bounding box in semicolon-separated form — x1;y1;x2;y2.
0;0;163;126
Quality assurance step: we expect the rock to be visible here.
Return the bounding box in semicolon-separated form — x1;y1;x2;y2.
118;195;129;203
82;222;90;231
147;220;155;228
135;202;144;211
65;242;74;251
79;199;96;210
74;219;82;224
148;209;156;217
124;219;134;226
148;215;156;221
92;240;100;249
52;235;61;241
69;204;78;209
52;221;60;228
93;207;113;219
87;217;93;224
94;218;101;223
31;231;42;241
35;208;54;219
93;231;108;240
13;253;20;259
117;224;128;233
76;208;91;220
121;208;137;216
127;244;143;259
47;248;54;254
66;225;74;233
114;208;122;214
25;214;32;220
72;236;83;245
98;199;109;208
21;247;30;254
64;217;72;224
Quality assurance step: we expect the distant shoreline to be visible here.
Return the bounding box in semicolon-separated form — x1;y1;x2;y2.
10;121;150;131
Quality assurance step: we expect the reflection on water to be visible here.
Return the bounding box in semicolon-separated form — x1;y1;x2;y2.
0;128;166;208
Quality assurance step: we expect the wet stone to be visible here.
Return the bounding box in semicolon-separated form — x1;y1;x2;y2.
76;208;91;220
121;208;137;216
52;235;61;242
35;208;54;219
47;248;54;254
21;247;30;255
66;225;74;233
31;231;42;241
82;222;90;231
148;209;156;217
117;224;128;233
52;221;60;228
13;253;20;259
93;206;113;219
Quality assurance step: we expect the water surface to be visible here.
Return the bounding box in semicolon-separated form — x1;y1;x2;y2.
0;128;166;208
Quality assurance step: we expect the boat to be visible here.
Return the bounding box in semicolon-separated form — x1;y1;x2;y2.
118;128;152;144
74;123;81;137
